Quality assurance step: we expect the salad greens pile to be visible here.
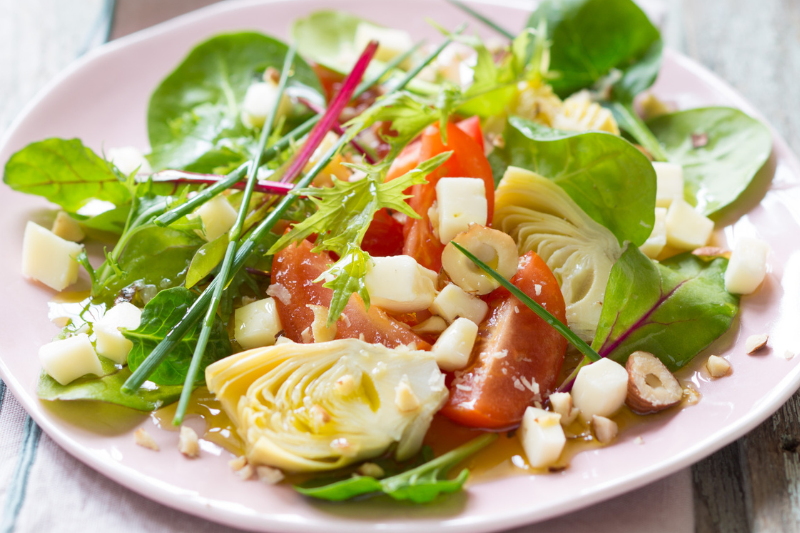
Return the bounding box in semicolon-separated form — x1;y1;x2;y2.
2;0;773;504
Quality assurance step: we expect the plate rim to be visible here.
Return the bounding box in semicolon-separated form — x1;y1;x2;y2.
1;1;799;532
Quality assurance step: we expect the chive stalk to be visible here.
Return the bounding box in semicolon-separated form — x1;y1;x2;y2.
446;0;514;39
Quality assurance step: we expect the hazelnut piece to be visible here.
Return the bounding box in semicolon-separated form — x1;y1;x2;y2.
625;351;682;414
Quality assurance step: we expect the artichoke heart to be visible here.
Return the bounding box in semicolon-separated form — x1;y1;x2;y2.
494;167;622;341
206;339;448;473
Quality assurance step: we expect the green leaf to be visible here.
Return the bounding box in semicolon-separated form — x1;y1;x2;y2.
185;234;228;289
647;107;773;216
125;287;231;385
147;32;322;172
528;0;661;98
296;433;497;503
75;204;131;236
489;117;656;246
3;138;130;212
37;368;183;411
292;10;371;74
592;245;739;371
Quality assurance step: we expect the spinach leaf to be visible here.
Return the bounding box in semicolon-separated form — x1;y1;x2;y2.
37;368;183;411
292;10;366;74
125;287;231;385
647;107;773;216
147;32;321;172
527;0;661;99
3;138;130;212
185;234;228;289
295;433;497;503
592;245;739;371
489;117;656;246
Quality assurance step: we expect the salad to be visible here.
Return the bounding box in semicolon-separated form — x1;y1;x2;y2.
4;0;775;504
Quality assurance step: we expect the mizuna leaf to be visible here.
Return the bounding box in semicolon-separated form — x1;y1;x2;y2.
591;245;739;371
124;287;231;385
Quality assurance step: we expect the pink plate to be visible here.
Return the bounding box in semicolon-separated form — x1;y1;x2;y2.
1;0;799;531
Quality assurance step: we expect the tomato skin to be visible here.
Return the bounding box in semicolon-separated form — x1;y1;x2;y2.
440;252;568;430
386;140;422;182
271;240;430;349
456;116;485;152
361;209;405;257
403;122;495;272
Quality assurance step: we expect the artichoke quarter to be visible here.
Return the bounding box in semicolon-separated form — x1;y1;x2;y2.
206;339;448;473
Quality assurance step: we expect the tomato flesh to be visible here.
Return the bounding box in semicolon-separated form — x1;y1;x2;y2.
271;240;430;349
440;252;568;430
361;209;405;257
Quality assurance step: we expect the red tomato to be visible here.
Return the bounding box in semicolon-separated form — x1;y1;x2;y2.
440;252;568;430
361;209;405;257
386;140;422;182
456;115;485;152
403;122;495;272
271;240;431;349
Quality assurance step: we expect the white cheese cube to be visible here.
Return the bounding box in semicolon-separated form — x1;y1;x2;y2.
520;407;566;468
665;198;714;250
430;283;489;325
51;211;85;242
39;333;103;385
365;256;439;313
107;146;152;175
725;236;769;294
193;195;237;242
241;81;291;129
432;318;478;371
571;358;629;420
639;207;667;259
653;162;684;208
435;178;488;244
354;23;413;63
94;302;142;363
22;221;83;291
235;297;283;350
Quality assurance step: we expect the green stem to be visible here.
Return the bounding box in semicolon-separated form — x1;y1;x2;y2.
446;0;514;39
452;242;601;362
606;101;669;162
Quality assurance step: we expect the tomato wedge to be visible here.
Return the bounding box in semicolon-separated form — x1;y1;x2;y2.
440;252;568;430
456;115;485;152
403;122;494;272
361;208;405;257
271;240;430;349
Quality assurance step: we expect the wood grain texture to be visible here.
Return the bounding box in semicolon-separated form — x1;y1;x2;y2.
678;0;800;531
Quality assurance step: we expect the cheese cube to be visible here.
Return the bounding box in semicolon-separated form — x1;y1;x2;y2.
234;297;283;349
94;302;142;363
430;283;489;325
51;211;85;242
22;221;83;291
435;178;488;244
653;162;684;208
432;318;478;371
39;334;103;385
639;207;667;258
193;195;237;242
665;198;714;250
365;256;439;313
241;81;291;129
354;23;413;63
520;407;566;468
571;358;629;420
724;236;769;294
107;146;152;175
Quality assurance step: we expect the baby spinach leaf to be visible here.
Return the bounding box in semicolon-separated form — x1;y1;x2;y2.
647;107;773;216
527;0;661;98
592;245;739;371
489;117;656;246
185;234;228;289
295;433;497;503
3;138;130;212
37;368;183;411
125;287;231;385
147;32;321;172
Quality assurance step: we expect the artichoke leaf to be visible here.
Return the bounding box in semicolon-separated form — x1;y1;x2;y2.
494;167;622;341
206;339;448;473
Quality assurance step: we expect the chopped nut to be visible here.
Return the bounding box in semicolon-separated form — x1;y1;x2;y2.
745;334;769;354
263;66;281;84
266;283;291;305
237;463;255;480
256;465;285;485
625;351;682;414
178;426;200;458
229;456;248;471
692;247;731;259
634;436;644;445
134;428;159;451
548;392;580;426
335;374;357;395
683;384;701;405
395;376;421;412
706;355;731;378
591;415;618;444
356;462;385;478
786;350;796;360
492;134;506;149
